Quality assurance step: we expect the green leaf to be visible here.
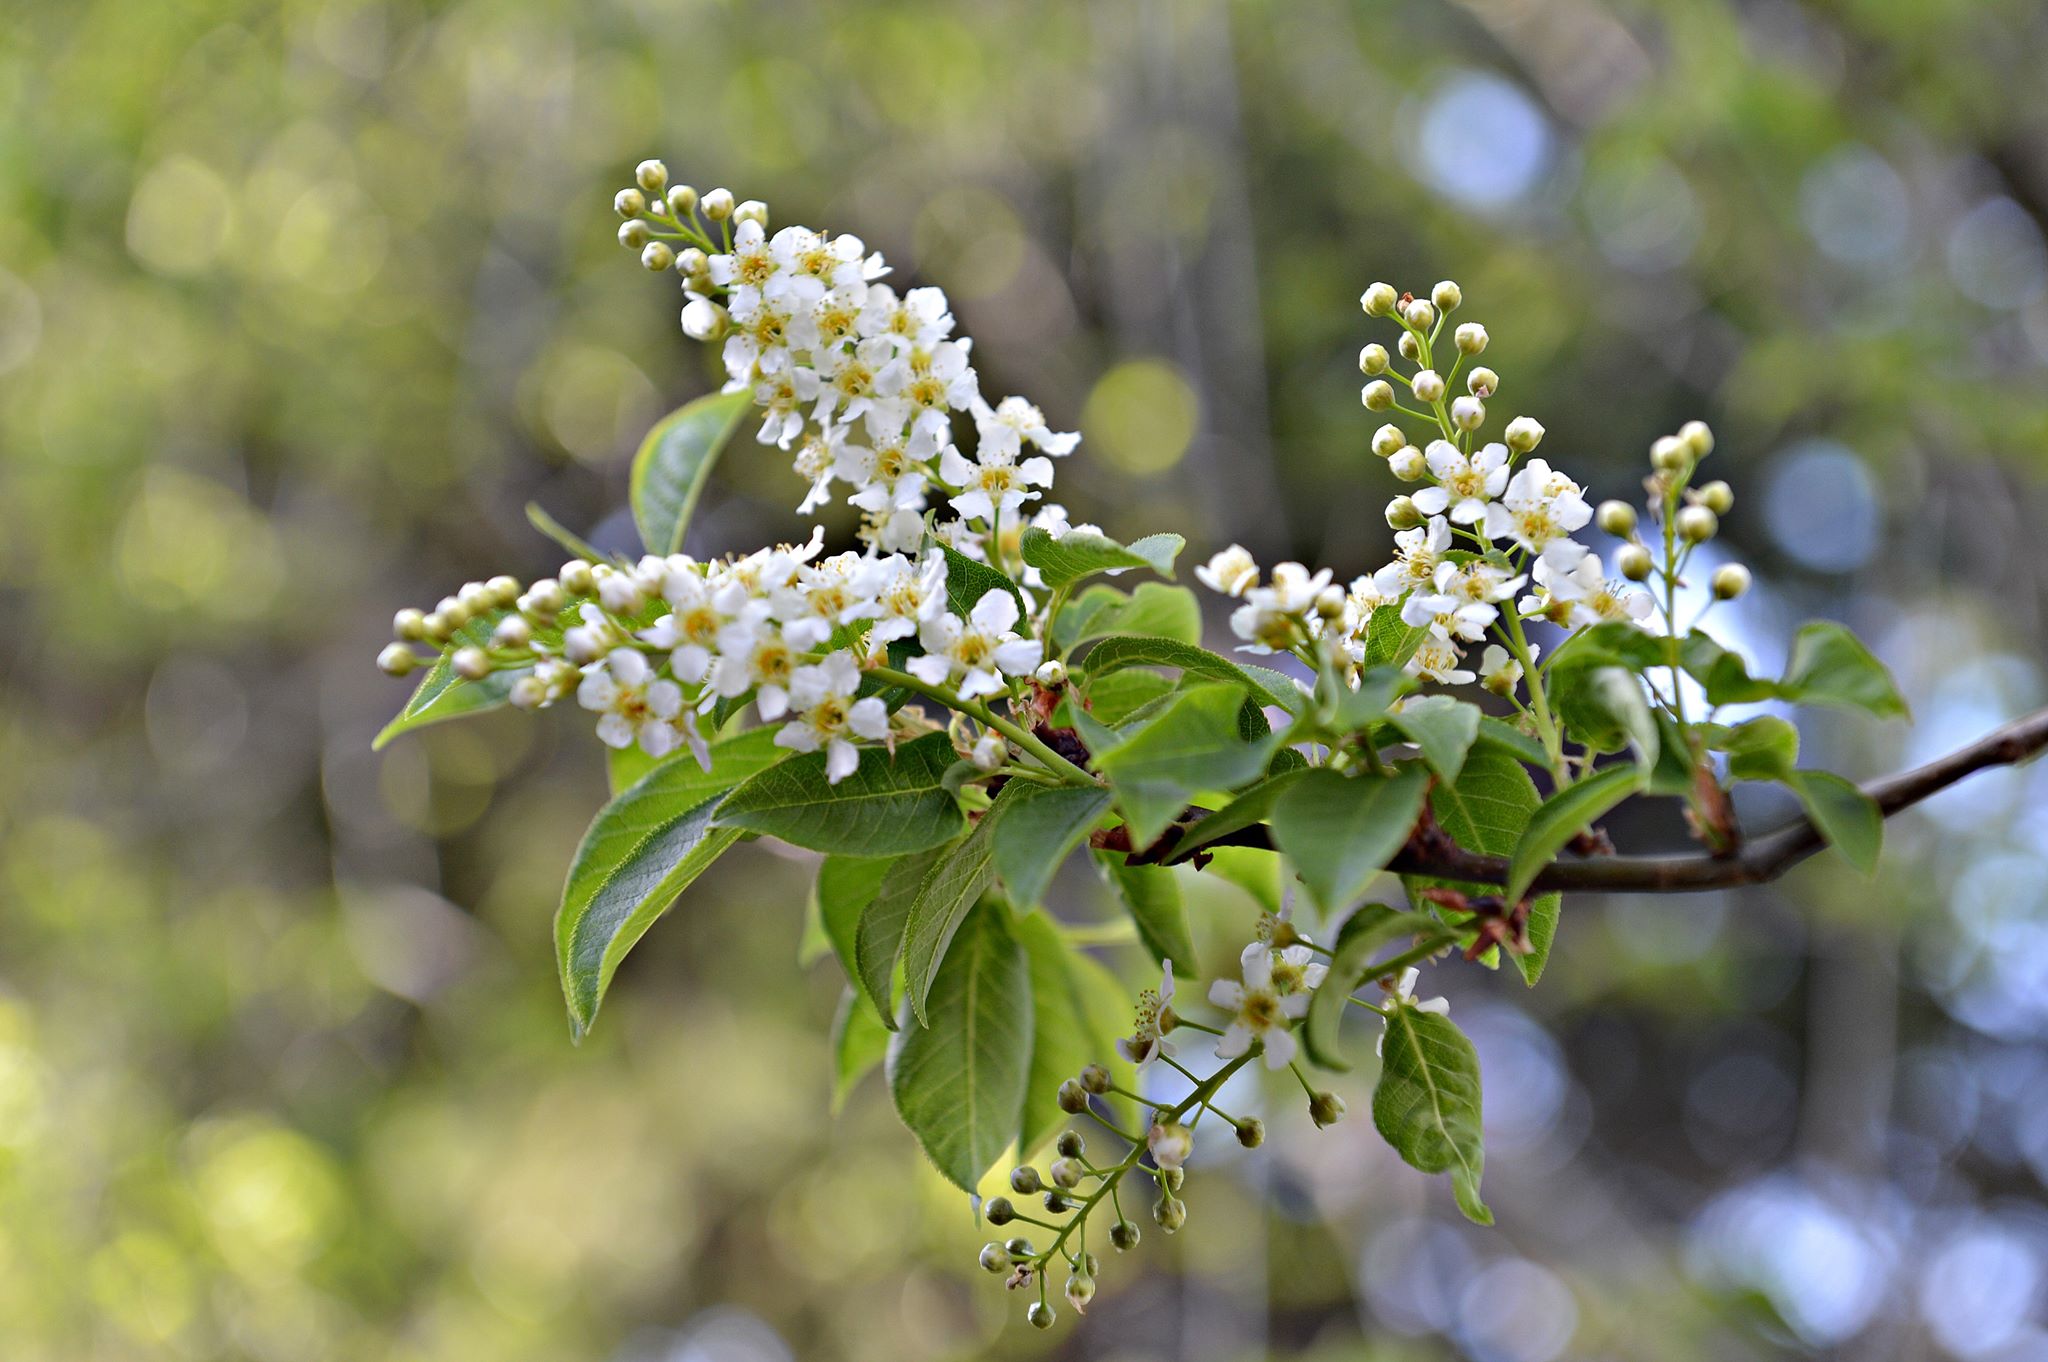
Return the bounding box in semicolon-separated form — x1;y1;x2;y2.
1472;716;1549;766
854;843;954;1028
1303;904;1443;1070
1079;636;1297;712
1374;1007;1492;1225
606;743;665;796
1097;856;1195;968
629;391;751;555
1644;710;1699;798
1784;769;1882;874
1014;911;1131;1156
1421;749;1559;985
555;728;788;1038
1559;666;1659;763
1241;663;1309;715
1270;766;1431;915
815;855;894;996
1386;695;1482;785
1718;716;1799;782
1092;683;1279;847
1020;526;1183;588
1680;631;1783;706
1360;604;1428;670
990;784;1113;910
940;544;1025;619
1505;762;1643;904
901;792;1008;1026
372;610;529;749
715;731;965;855
1167;768;1312;863
887;899;1032;1192
524;501;603;561
830;986;891;1111
1781;622;1909;719
1329;665;1418;731
1053;582;1203;649
1085;669;1178;724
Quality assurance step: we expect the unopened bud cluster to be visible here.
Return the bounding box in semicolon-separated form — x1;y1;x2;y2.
1597;421;1751;602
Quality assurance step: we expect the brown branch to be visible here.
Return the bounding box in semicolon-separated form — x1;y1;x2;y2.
1168;708;2048;895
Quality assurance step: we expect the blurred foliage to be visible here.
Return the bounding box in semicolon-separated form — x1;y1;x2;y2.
4;0;2048;1358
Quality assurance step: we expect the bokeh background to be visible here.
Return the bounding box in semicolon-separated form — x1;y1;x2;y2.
6;0;2048;1358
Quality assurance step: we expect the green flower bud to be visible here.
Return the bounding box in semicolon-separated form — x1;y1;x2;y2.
521;579;565;620
1454;321;1488;354
1078;1063;1110;1094
485;575;520;606
1065;1272;1095;1313
559;560;595;596
1056;1078;1089;1114
377;643;418;677
436;595;470;628
1680;419;1714;458
666;184;699;217
1004;1237;1036;1258
1451;395;1485;431
985;1195;1015;1226
735;199;769;226
1109;1219;1140;1252
492;615;532;650
1361;380;1394;412
980;1242;1011;1274
1676;505;1718;543
1050;1158;1083;1189
1411;369;1445;403
1651;435;1689;473
1235;1117;1265;1149
1359;282;1398;316
1403;298;1436;330
1389;445;1427;480
1386;496;1423;531
1596;500;1638;537
1617;544;1655;581
452;646;490;681
1712;563;1752;600
393;607;427;641
1056;1129;1085;1158
1027;1301;1056;1331
1152;1192;1186;1233
510;675;548;710
1034;659;1068;687
618;220;652;250
1431;279;1462;311
1505;416;1545;453
1308;1091;1347;1128
1371;423;1407;457
635;159;668;193
1397;330;1421;361
1010;1166;1043;1195
458;581;492;614
1315;585;1348;621
1042;1190;1073;1214
1467;365;1499;397
421;611;455;644
1158;1165;1185;1192
701;187;735;221
1359;343;1390;376
614;187;647;220
676;246;708;277
642;241;676;273
1697;480;1734;515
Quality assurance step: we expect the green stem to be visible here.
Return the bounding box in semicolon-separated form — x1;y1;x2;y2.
1503;607;1567;784
867;664;1099;787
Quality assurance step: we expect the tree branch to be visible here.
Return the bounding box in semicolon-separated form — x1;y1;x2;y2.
1169;708;2048;895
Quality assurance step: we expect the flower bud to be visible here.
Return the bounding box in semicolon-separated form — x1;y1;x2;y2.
676;246;708;276
393;607;427;641
1411;369;1445;403
1235;1117;1265;1149
1146;1121;1192;1170
452;647;491;681
666;184;699;217
701;187;735;221
598;573;646;615
436;595;470;627
1010;1166;1043;1195
1431;279;1462;311
1467;366;1499;397
458;580;492;614
735;199;769;226
1065;1272;1095;1313
1361;380;1394;411
1596;500;1637;537
377;643;418;677
560;559;595;596
1450;395;1485;431
985;1196;1015;1225
1005;1236;1036;1258
969;732;1007;772
1680;419;1714;458
1360;282;1398;316
1371;423;1407;457
486;574;521;606
1079;1063;1110;1093
681;298;729;342
1505;416;1545;453
618;219;652;250
1109;1219;1140;1252
979;1242;1011;1274
1308;1090;1347;1128
1315;585;1348;621
522;579;565;619
1056;1129;1085;1158
1696;480;1734;515
1159;1165;1184;1192
1676;505;1718;543
614;187;647;219
421;611;455;644
1152;1193;1186;1233
1397;331;1420;361
1034;659;1068;687
562;626;608;665
1057;1078;1089;1114
1712;563;1752;600
1385;496;1423;530
1454;321;1488;354
635;159;668;194
1042;1190;1073;1214
1049;1158;1084;1189
492;615;533;650
641;241;675;272
1388;446;1426;481
510;675;548;710
1027;1302;1055;1331
1359;343;1390;376
1403;298;1436;330
1616;544;1654;581
1650;435;1689;473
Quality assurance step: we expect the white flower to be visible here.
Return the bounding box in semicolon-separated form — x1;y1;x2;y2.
638;564;727;684
576;648;688;757
1370;516;1453;598
1399;586;1496;643
971;393;1080;457
1264;942;1328;997
861;550;946;650
771;552;877;651
1207;946;1309;1069
709;607;800;718
859;283;955;351
1412;440;1509;525
1195;545;1260;597
776;650;890;783
1478;643;1524;696
938;442;1053;524
1530;541;1655;629
1147;1120;1193;1170
969;731;1007;771
1376;967;1450;1057
1406;637;1476;687
906;588;1042;699
1432;557;1526;606
875;340;979;454
1483;457;1592;552
1117;961;1178;1067
1228;562;1332;654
